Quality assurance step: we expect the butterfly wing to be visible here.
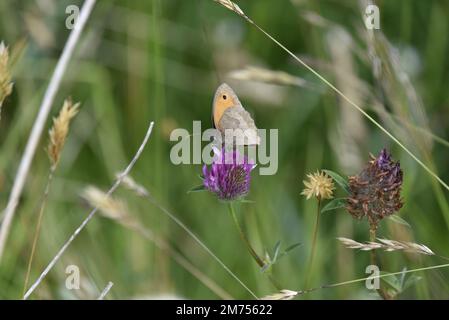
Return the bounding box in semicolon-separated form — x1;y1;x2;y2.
218;105;260;145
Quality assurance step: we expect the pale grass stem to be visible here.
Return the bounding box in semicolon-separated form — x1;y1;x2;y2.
120;175;259;299
23;99;79;296
82;186;233;300
305;198;321;287
263;262;449;299
227;202;282;291
0;0;96;262
97;282;114;300
23;121;154;300
213;0;449;193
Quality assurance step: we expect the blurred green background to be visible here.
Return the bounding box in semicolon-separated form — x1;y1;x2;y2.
1;0;449;299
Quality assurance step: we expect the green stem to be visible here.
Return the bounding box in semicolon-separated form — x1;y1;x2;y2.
306;197;321;286
227;202;282;291
23;166;55;297
228;202;264;268
369;223;391;300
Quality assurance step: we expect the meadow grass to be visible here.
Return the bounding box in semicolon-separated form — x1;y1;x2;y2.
1;0;449;299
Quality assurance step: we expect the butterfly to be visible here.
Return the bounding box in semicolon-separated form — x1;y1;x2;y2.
212;83;260;146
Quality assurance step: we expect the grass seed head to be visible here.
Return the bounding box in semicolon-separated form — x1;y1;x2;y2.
47;98;79;167
0;42;13;107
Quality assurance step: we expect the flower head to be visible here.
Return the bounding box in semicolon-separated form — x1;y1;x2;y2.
202;147;255;201
346;148;403;228
301;171;335;200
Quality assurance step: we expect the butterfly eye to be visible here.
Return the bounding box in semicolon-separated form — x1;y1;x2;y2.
222;94;227;100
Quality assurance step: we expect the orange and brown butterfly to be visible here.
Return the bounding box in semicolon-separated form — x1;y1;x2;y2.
212;83;260;145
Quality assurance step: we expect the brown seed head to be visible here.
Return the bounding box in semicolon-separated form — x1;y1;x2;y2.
47;98;80;167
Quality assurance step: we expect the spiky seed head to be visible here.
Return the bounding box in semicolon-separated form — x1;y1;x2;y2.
0;42;13;107
47;98;79;167
301;171;335;200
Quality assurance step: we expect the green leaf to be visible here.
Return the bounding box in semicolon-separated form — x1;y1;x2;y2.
380;272;402;293
187;185;206;193
321;198;347;213
402;275;422;291
283;242;302;254
387;215;411;228
278;242;302;259
272;241;282;263
323;170;350;194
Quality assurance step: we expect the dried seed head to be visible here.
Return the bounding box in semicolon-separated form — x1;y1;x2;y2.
214;0;246;16
337;237;434;256
301;171;335;200
47;98;79;167
346;149;403;228
81;186;129;221
0;42;13;107
262;289;299;300
117;173;150;197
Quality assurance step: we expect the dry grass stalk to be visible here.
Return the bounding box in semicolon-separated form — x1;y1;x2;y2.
84;185;233;300
0;0;97;262
262;289;299;300
23;121;154;300
47;98;80;168
120;174;258;299
23;98;80;295
337;237;435;256
0;41;13;118
97;281;114;300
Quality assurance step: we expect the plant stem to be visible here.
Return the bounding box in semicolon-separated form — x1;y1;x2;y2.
22;166;55;297
0;0;97;263
122;180;258;299
97;281;114;300
23;121;154;300
369;225;377;266
227;202;281;290
369;223;391;300
306;197;321;286
227;202;264;268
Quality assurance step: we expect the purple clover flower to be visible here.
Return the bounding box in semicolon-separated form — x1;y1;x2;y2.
202;148;255;201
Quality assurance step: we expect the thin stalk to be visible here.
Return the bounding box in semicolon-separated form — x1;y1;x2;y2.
296;262;449;296
97;282;114;300
129;221;233;300
227;202;281;290
306;197;321;286
121;179;258;299
369;224;391;300
22;166;56;297
23;121;154;300
227;202;264;268
0;0;97;262
369;225;377;266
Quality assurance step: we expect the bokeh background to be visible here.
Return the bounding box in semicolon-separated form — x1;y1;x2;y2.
1;0;449;299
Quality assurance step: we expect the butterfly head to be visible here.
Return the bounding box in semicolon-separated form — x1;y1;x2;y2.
212;83;241;128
